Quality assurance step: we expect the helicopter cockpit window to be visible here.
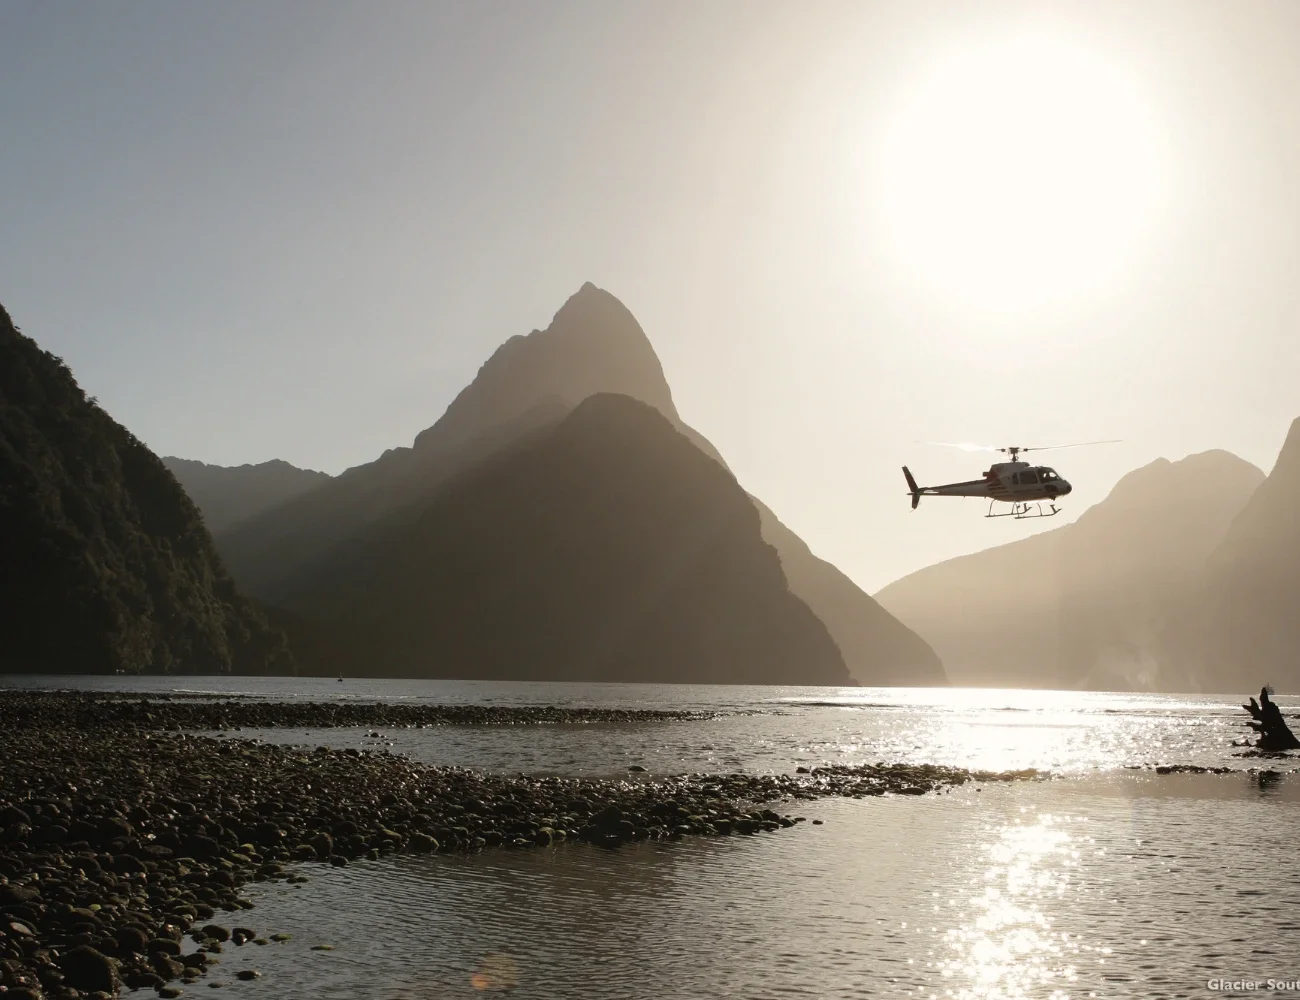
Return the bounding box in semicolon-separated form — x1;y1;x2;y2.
1040;469;1058;482
1018;469;1039;485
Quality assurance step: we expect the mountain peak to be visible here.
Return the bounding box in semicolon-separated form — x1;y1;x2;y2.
1213;414;1300;560
550;282;655;348
212;284;945;686
346;387;850;685
1201;414;1300;689
1078;449;1262;520
1271;415;1300;475
412;284;677;454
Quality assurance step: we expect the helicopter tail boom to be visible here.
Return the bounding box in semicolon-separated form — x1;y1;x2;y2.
902;466;921;510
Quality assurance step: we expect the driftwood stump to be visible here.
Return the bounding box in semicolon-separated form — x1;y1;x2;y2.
1242;687;1300;751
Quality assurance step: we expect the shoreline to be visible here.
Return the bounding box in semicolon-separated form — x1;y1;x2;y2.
0;689;734;730
0;691;1040;998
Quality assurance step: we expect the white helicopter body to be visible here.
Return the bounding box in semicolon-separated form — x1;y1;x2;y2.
903;441;1116;519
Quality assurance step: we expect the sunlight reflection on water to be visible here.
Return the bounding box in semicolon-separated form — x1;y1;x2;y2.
218;695;1285;781
941;813;1079;999
215;775;1300;999
8;677;1299;996
9;675;1291;776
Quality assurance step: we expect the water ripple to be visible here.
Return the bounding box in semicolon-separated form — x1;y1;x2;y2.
195;774;1300;999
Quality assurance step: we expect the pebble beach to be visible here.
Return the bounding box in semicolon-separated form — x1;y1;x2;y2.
0;690;1039;998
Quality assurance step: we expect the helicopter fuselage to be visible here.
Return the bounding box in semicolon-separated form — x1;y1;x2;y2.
904;439;1115;519
902;460;1072;516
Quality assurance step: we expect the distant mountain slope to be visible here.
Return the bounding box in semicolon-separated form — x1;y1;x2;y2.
217;283;943;685
328;393;850;684
1201;418;1300;691
874;451;1264;691
751;501;943;686
162;456;331;533
216;399;573;607
0;303;291;675
671;423;943;685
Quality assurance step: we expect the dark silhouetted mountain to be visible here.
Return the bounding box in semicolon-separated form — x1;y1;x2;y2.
216;398;572;607
317;393;849;683
874;450;1264;691
162;456;332;533
217;282;943;685
217;285;672;604
1200;418;1300;692
0;304;292;675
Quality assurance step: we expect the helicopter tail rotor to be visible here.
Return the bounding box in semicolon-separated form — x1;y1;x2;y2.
902;466;921;510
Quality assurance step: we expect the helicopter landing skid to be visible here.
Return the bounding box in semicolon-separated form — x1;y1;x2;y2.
986;500;1060;520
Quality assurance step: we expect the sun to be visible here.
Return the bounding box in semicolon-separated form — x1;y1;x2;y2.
867;29;1170;313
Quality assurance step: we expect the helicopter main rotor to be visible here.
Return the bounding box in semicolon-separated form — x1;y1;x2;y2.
922;439;1121;464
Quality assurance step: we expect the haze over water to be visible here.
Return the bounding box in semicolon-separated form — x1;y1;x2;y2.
8;676;1297;998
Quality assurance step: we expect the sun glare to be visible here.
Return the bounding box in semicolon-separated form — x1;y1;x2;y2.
868;29;1170;313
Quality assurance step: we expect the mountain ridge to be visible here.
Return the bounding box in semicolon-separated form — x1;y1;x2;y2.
162;456;331;533
1199;418;1300;690
0;302;292;676
328;392;852;684
874;449;1265;691
209;282;945;685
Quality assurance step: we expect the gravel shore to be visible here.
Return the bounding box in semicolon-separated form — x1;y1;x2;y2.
0;690;726;731
0;691;1041;998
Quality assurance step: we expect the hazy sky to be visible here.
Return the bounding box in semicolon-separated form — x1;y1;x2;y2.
4;0;1300;593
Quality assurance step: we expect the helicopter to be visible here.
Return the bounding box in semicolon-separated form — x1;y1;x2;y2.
902;440;1120;519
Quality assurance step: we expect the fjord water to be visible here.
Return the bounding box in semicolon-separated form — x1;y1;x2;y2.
13;675;1288;774
9;678;1299;998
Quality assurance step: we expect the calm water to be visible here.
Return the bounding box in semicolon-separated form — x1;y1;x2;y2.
5;676;1298;998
